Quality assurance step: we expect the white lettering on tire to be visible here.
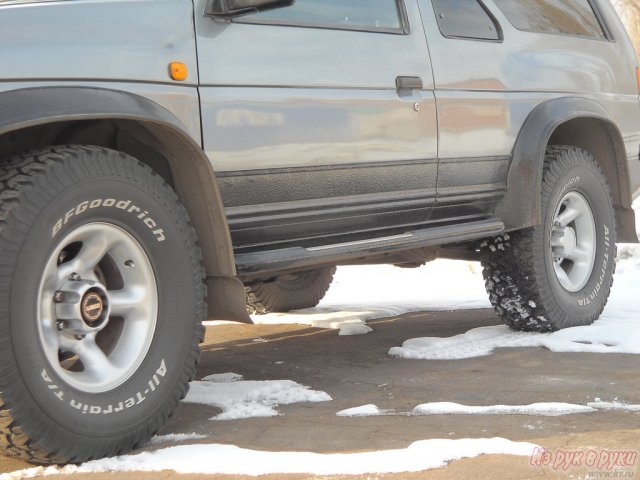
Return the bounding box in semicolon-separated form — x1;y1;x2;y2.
577;224;611;306
52;199;166;242
40;359;167;415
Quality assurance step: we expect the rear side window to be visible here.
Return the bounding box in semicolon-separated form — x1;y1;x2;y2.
239;0;405;33
492;0;605;39
431;0;500;41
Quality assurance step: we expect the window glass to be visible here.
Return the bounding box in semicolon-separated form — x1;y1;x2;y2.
492;0;605;39
431;0;500;40
241;0;403;31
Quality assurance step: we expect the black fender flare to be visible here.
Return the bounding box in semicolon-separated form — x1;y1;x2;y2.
0;86;250;321
495;96;637;242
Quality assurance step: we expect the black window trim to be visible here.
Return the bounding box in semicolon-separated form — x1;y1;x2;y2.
588;0;615;41
430;0;504;43
229;0;410;35
492;0;613;42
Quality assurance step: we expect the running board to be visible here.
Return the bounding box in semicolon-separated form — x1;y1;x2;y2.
235;219;504;276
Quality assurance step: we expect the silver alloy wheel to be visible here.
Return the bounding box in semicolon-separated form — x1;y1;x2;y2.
37;223;158;393
550;191;597;292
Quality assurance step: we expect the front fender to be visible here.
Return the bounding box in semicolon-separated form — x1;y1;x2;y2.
0;86;250;322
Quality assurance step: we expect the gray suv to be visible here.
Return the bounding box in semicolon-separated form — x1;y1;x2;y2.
0;0;639;464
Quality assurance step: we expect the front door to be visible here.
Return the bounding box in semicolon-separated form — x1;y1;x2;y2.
195;0;438;253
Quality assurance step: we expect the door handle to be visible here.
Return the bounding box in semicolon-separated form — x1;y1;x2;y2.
396;76;423;91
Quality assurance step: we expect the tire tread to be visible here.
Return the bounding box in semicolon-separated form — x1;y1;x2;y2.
246;267;336;314
481;146;616;332
0;146;206;464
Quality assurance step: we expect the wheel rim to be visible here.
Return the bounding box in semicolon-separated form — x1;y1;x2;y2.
550;191;597;293
37;223;158;393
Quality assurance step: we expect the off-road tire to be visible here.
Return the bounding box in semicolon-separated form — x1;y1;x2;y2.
246;267;336;314
0;146;206;463
481;146;616;332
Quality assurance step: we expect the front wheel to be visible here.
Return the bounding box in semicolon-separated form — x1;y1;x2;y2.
0;146;205;463
481;146;616;332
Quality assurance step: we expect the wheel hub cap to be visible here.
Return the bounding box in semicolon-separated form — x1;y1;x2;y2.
551;225;577;259
55;276;111;334
550;191;597;293
81;291;106;326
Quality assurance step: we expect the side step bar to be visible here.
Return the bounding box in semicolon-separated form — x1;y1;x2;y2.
235;219;504;276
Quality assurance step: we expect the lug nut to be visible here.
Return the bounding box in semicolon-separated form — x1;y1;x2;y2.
75;334;86;340
53;291;65;303
69;273;81;281
56;320;67;331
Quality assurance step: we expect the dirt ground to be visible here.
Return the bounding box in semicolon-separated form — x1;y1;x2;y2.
2;309;639;479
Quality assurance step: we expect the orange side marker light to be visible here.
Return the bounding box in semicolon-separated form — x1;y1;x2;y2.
169;62;189;82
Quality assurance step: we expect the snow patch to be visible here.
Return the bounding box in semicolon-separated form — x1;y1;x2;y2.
252;310;374;336
148;433;208;446
336;404;383;417
390;326;539;360
182;374;331;420
201;372;244;383
335;400;640;418
203;320;238;326
587;399;640;412
412;402;595;416
2;439;538;478
390;242;640;360
251;260;490;334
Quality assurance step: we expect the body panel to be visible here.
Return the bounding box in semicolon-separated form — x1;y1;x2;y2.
417;0;640;231
0;0;198;86
195;0;439;251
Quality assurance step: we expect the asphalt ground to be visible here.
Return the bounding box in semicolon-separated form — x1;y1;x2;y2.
2;309;639;479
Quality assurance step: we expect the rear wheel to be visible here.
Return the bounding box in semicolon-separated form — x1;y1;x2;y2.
246;267;336;314
481;146;616;332
0;146;205;463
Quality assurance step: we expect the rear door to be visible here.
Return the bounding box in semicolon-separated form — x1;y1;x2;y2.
418;0;625;226
194;0;438;253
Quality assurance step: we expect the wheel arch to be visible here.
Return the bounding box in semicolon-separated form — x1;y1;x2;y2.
496;96;638;243
0;86;250;321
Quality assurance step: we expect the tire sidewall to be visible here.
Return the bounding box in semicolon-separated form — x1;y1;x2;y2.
9;153;201;438
539;160;616;319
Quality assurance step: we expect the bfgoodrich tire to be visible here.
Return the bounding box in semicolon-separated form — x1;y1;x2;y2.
481;146;616;332
246;267;336;314
0;146;205;463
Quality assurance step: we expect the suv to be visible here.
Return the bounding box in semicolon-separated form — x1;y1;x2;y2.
1;0;639;464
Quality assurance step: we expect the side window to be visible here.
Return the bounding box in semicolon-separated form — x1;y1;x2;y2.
492;0;606;39
431;0;500;41
237;0;405;33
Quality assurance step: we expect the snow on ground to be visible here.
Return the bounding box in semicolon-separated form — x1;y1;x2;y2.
413;402;596;416
388;251;640;359
1;438;538;479
335;400;640;418
588;398;640;411
148;433;208;446
251;260;490;335
391;199;640;360
182;373;331;420
336;404;385;417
